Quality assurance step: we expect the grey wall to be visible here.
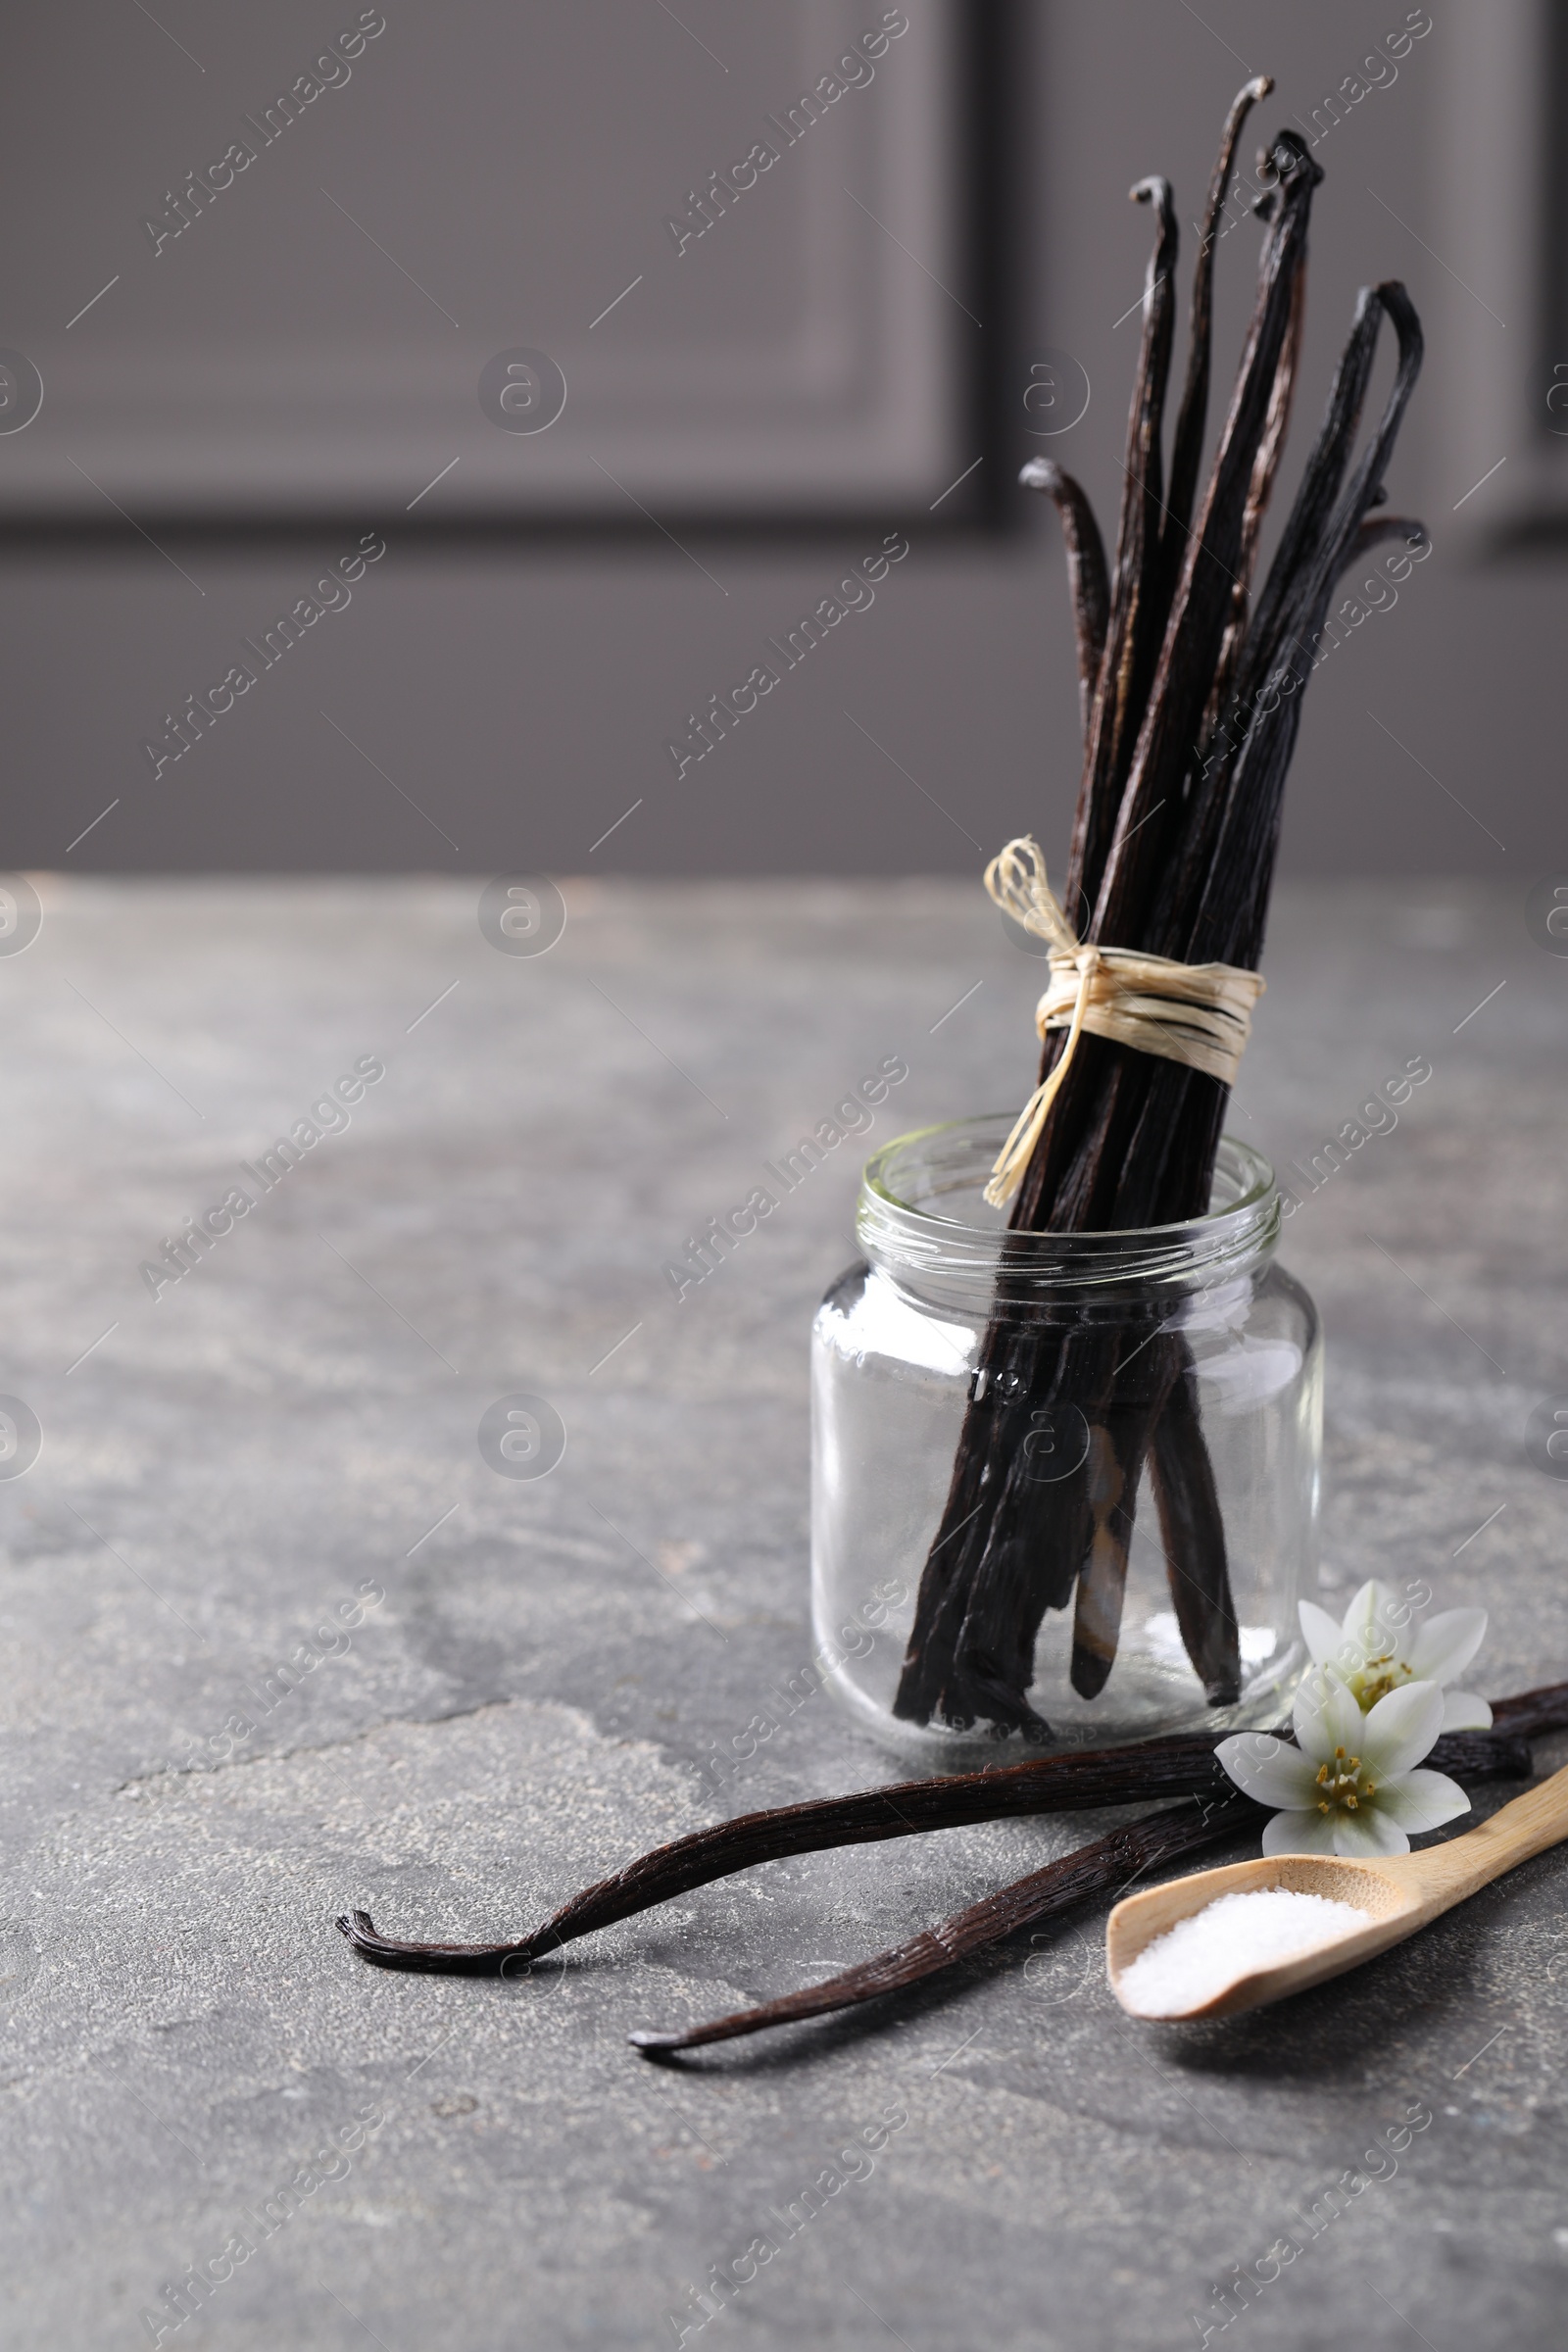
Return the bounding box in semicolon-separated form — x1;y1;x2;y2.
0;2;1554;881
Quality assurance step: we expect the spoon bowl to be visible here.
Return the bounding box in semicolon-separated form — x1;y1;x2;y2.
1106;1760;1568;2021
1106;1850;1423;2020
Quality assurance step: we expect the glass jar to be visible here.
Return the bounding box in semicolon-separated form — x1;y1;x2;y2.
811;1115;1321;1766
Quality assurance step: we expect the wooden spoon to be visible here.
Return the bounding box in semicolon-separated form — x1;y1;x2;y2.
1105;1763;1568;2021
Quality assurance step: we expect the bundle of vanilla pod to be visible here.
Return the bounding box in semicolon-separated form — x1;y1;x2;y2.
894;83;1426;1740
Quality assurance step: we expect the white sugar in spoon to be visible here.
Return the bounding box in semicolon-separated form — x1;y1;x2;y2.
1105;1761;1568;2022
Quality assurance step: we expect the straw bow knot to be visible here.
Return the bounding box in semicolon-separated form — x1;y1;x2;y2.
982;836;1266;1208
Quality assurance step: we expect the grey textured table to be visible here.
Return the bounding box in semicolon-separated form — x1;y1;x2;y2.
3;875;1566;2352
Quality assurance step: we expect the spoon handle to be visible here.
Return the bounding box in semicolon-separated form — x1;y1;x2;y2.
1403;1761;1568;1913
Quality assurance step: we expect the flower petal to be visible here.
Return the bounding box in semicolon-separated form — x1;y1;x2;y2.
1298;1599;1345;1669
1440;1689;1493;1732
1331;1807;1410;1858
1294;1672;1366;1764
1358;1680;1445;1778
1373;1769;1472;1836
1261;1809;1342;1857
1215;1733;1321;1810
1343;1580;1406;1666
1405;1607;1488;1690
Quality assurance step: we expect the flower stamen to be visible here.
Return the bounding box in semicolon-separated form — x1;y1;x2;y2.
1307;1746;1378;1822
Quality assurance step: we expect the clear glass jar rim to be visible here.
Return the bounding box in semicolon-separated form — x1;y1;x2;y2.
858;1115;1280;1296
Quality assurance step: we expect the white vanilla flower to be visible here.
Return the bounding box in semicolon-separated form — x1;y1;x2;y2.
1298;1579;1492;1732
1216;1673;1471;1857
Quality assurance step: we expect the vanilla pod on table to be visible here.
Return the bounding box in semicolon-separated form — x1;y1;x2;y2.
336;1686;1563;1985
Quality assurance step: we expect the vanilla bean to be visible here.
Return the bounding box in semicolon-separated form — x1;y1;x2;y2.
1094;134;1321;949
335;1698;1562;1980
1202;255;1305;742
1216;284;1384;760
1064;176;1179;927
1189;287;1425;973
1068;1389;1169;1699
1105;177;1182;788
337;1728;1248;1975
1020;459;1109;746
1149;1348;1239;1702
1253;278;1425;700
631;1793;1261;2052
1188;284;1424;948
1488;1683;1568;1740
631;1728;1535;2052
1162;78;1273;568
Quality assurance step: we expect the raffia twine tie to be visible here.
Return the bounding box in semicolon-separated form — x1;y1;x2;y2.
982;835;1266;1208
